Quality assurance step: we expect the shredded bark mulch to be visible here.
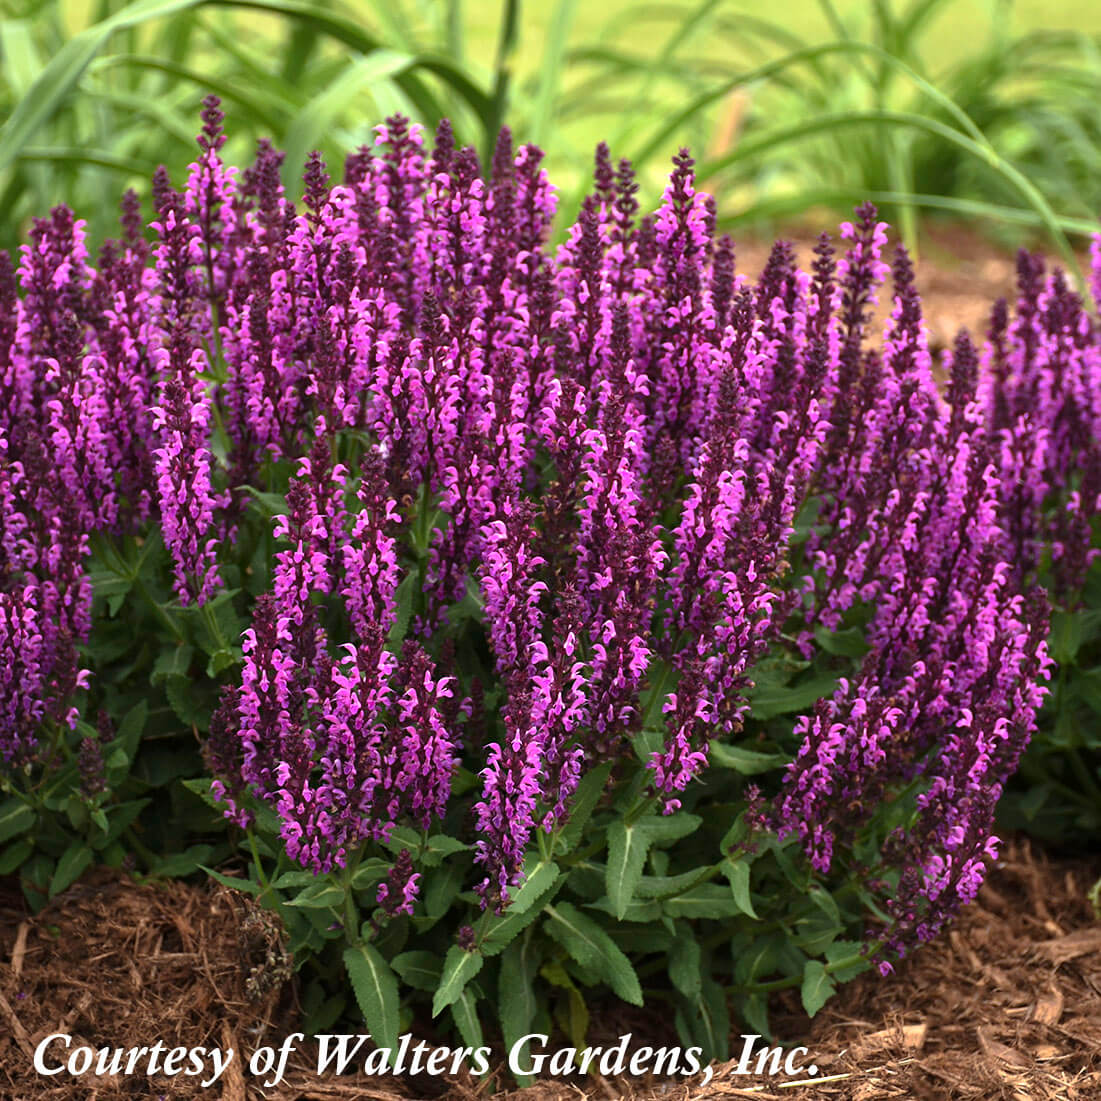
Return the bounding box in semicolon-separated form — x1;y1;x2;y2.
1;838;1098;1100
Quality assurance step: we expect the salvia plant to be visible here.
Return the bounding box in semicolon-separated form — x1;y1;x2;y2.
1;97;1098;1072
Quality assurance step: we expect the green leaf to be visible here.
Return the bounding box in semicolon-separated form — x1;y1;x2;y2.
90;570;132;616
198;865;264;896
558;761;612;850
635;868;708;899
499;933;540;1083
115;699;148;761
747;672;840;720
508;856;560;915
813;624;869;657
1050;609;1084;664
285;882;345;909
344;942;400;1054
388;572;417;644
722;858;758;919
664;883;742;920
241;484;288;517
801;959;837;1017
0;839;33;876
708;743;788;774
606;819;650;920
165;675;211;727
420;861;465;923
351;858;391;891
586;896;661;922
735;933;782;985
271;869;324;890
152;642;194;683
421;834;470;866
825;940;871;983
0;798;34;846
48;843;93;899
450;987;484;1051
432;945;484;1018
480;870;564;957
150;845;213;878
669;934;702;1000
689;975;730;1062
640;813;701;844
90;799;150;849
181;777;226;812
392;950;442;992
544;902;643;1006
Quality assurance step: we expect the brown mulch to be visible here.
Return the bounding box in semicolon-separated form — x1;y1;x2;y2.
1;839;1099;1101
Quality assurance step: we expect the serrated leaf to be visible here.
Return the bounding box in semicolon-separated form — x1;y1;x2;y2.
558;761;613;849
508;856;559;914
480;870;564;957
165;675;210;727
115;699;148;761
242;485;288;517
814;625;868;658
198;865;264;896
735;934;782;985
285;882;345;909
747;672;840;721
421;834;470;866
740;990;770;1038
825;940;871;983
392;950;441;992
544;902;642;1006
432;945;483;1017
388;572;417;644
500;933;540;1078
694;975;730;1062
606;820;650;919
421;861;464;922
181;777;226;812
669;934;702;1000
664;883;742;920
450;987;484;1051
709;743;788;774
344;942;400;1055
586;896;661;922
801;960;837;1018
272;869;325;890
641;813;701;844
723;858;758;918
152;643;194;683
635;868;707;899
0;798;34;846
351;858;391;890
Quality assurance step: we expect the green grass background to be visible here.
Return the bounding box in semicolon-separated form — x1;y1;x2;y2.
4;0;1101;256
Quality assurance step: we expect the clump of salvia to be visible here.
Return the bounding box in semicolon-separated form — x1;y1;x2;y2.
3;97;1098;973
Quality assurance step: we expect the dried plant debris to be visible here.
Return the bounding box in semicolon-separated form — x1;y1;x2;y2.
1;837;1097;1100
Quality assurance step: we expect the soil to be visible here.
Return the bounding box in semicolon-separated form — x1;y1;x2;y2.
1;838;1098;1101
734;219;1026;355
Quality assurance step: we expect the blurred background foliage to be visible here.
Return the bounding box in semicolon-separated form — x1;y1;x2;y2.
1;0;1101;258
